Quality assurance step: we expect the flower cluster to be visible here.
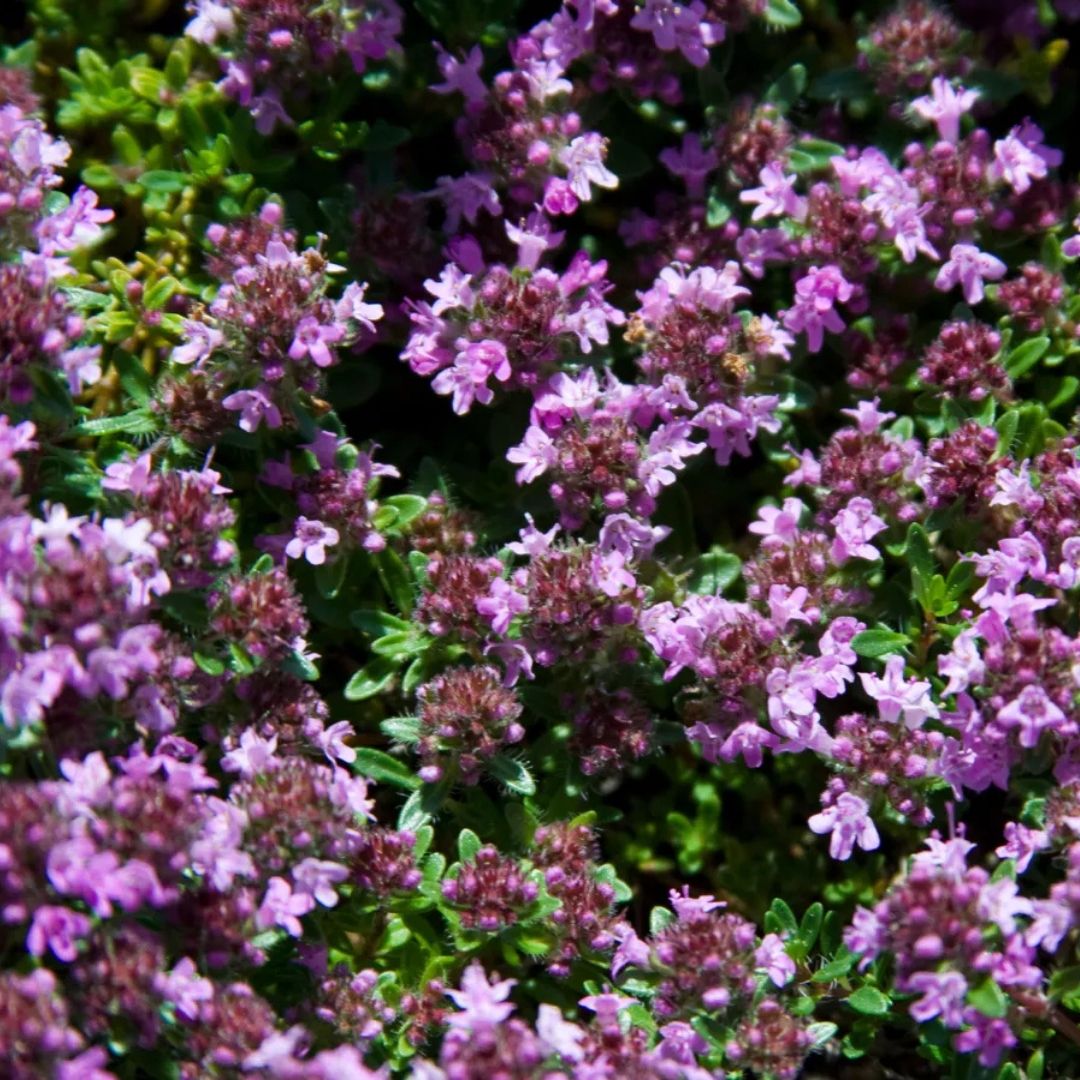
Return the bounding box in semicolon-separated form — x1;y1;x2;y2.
8;0;1080;1076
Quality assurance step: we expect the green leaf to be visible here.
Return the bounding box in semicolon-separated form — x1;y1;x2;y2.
903;523;935;610
282;649;320;681
353;748;420;790
788;138;843;173
315;555;348;599
371;631;429;660
350;607;412;636
193;650;225;676
382;494;428;529
687;548;741;595
381;715;422;744
764;0;802;28
488;755;536;796
765;63;807;110
398;782;449;831
228;642;256;676
807;1021;838;1048
457;828;482;862
846;986;890;1016
851;629;910;658
966;977;1007;1019
799;902;824;950
143;277;179;312
344;656;399;700
110;350;153;406
813;949;856;982
374;549;414;614
706;193;731;228
650;906;675;936
1005;336;1051;378
139;170;187;193
74;410;159;437
767;898;799;937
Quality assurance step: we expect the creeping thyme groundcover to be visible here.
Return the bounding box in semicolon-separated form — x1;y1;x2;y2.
9;0;1080;1076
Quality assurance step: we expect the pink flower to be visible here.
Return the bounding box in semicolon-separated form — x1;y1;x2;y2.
907;970;968;1026
748;497;805;547
934;244;1006;305
432;340;512;414
859;655;940;728
335;281;384;333
475;577;528;635
781;264;853;352
222;728;279;778
26;905;90;961
445;963;517;1029
630;0;722;67
292;858;350;907
155;957;214;1020
755;933;796;987
808;792;880;860
830;496;887;564
910;77;980;143
659;133;717;198
222;387;282;433
285;517;340;566
256;877;315;938
739;162;807;222
431;44;487;103
996;685;1070;749
767;584;814;629
558;133;618;202
172;321;223;366
989;120;1062;194
288;316;344;369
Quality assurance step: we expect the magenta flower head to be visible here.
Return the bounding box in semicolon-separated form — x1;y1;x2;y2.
935;244;1006;305
910;77;979;143
808;792;880;861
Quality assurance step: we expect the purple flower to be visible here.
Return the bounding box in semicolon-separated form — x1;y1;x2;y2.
659;133;717;198
285;517;340;566
292;858;350;907
907;970;968;1026
432;340;511;414
808;792;880;860
256;876;316;938
288;316;344;369
996;685;1069;749
26;905;91;962
739;162;807;222
558;133;618;202
172;321;223;366
445;963;517;1029
431;44;487;103
859;655;940;729
507;426;556;484
155;957;214;1021
754;933;796;987
434;173;502;231
749;498;806;548
830;496;887;564
222;387;283;433
221;728;279;778
910;77;979;143
630;0;722;67
475;577;528;635
844;905;885;964
335;282;384;334
934;244;1006;305
781;265;853;352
